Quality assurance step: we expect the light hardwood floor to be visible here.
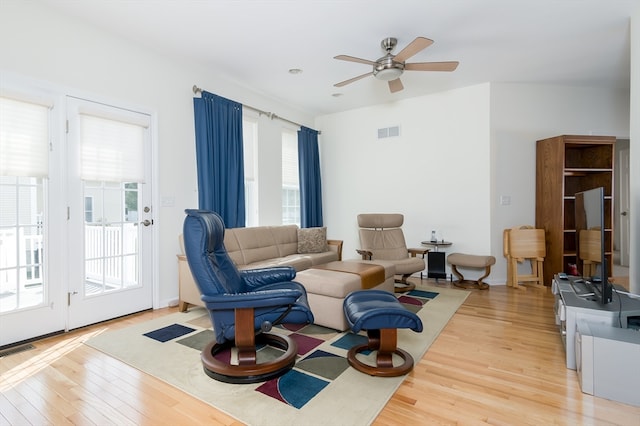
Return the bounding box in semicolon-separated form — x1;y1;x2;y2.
1;280;639;425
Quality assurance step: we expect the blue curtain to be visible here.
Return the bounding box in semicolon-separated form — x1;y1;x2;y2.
298;126;323;228
193;91;245;228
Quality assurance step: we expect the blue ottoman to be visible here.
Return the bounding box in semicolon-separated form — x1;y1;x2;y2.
343;290;423;377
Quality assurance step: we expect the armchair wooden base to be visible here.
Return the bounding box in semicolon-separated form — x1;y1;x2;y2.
394;276;416;293
200;307;298;384
201;333;297;384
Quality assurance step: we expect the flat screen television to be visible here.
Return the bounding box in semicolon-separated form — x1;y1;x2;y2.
574;187;613;304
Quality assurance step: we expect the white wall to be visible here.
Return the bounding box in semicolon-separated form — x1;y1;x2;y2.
317;82;630;284
316;84;492;274
0;1;314;305
630;5;639;294
490;83;630;283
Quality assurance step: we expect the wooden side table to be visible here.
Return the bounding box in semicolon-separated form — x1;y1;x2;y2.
421;241;453;281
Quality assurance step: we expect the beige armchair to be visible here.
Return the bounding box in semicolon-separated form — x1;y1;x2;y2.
356;213;428;292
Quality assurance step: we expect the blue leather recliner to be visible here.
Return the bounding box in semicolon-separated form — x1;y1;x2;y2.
183;209;314;383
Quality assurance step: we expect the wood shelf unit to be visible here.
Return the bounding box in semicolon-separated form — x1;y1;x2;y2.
535;135;615;286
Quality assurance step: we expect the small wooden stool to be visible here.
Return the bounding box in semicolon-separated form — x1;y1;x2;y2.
343;290;423;377
447;253;496;290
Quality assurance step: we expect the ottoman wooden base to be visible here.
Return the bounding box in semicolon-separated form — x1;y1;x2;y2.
347;328;415;377
447;253;496;290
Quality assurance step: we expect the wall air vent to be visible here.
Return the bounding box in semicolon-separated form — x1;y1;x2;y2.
377;125;400;139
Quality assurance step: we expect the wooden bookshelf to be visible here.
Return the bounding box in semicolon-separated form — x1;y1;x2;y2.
535;135;615;286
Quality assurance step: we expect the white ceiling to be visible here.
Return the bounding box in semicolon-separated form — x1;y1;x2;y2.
37;0;635;116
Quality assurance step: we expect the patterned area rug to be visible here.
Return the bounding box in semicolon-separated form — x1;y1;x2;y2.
85;283;468;426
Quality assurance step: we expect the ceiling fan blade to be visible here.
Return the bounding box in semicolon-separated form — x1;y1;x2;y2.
404;61;459;72
393;37;433;63
388;78;404;93
334;72;373;87
334;55;377;66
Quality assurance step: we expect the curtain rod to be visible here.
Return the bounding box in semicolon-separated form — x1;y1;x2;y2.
192;85;320;135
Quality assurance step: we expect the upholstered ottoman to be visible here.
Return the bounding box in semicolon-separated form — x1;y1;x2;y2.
343;290;423;377
447;252;496;290
295;261;395;331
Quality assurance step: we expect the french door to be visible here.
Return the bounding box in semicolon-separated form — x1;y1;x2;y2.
0;90;66;346
66;97;154;329
0;91;154;347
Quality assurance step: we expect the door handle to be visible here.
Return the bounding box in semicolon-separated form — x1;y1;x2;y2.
140;219;152;226
621;211;628;216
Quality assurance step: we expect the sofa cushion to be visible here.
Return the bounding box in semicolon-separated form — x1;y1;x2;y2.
300;251;339;266
270;225;299;257
297;227;328;253
232;227;279;264
240;256;312;272
223;229;245;265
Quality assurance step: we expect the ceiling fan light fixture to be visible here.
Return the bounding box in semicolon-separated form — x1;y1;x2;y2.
374;67;403;81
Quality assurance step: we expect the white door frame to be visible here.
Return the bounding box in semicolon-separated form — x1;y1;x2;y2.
618;146;630;266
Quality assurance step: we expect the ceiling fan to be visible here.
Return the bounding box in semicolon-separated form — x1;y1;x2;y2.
333;37;459;93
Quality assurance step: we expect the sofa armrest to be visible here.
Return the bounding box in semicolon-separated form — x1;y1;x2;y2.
408;248;429;258
327;239;343;260
356;249;373;260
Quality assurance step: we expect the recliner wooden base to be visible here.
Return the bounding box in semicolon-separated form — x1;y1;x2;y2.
201;333;297;384
394;275;416;293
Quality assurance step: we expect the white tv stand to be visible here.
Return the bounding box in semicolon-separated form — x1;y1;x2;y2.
553;275;640;407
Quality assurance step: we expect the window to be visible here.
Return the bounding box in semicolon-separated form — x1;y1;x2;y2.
79;113;146;183
75;102;150;295
282;129;300;225
84;196;94;222
0;94;52;312
243;116;258;227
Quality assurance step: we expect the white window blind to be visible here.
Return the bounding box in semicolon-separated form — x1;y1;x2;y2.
282;128;300;225
0;96;50;177
282;129;298;188
80;113;147;183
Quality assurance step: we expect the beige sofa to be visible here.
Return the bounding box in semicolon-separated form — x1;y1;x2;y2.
177;225;344;312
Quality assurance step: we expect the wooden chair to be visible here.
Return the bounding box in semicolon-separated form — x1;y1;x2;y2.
579;229;601;278
504;226;546;289
503;228;514;286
